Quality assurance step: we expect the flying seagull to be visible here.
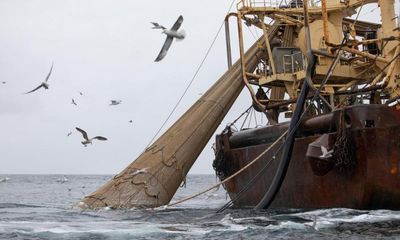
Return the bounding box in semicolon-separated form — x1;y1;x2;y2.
1;81;6;84
71;98;77;106
67;131;72;137
110;100;122;106
151;22;166;30
128;120;133;123
154;15;185;62
320;146;334;158
75;127;108;147
25;63;54;94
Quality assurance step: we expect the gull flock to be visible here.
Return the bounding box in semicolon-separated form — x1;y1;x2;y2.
4;15;186;148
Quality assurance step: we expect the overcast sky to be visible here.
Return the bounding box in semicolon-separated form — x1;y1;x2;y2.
0;1;394;175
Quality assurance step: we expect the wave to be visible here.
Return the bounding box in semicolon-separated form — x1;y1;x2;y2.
0;203;43;209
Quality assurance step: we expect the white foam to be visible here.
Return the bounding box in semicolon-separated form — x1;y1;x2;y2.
286;208;400;229
266;221;308;230
218;214;249;232
0;220;212;236
97;206;112;212
72;201;88;210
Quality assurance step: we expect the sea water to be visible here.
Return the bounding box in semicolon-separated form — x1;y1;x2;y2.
0;175;399;239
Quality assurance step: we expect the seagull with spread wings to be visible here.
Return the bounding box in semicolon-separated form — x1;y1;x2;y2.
25;63;54;94
75;127;107;147
153;15;185;62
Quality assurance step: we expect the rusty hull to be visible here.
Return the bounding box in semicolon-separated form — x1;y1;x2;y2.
218;104;400;209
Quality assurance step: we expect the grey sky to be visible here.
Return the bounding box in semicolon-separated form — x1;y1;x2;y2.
0;1;393;174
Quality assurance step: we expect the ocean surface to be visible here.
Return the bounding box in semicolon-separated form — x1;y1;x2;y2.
0;175;400;240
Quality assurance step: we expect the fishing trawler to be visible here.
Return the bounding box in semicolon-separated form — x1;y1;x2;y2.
211;0;400;210
80;0;400;210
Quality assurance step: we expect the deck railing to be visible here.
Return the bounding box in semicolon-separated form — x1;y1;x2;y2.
237;0;321;9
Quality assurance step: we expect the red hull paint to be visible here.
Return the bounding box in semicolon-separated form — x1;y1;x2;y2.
217;105;400;209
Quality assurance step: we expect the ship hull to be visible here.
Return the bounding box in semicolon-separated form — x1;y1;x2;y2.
215;105;400;209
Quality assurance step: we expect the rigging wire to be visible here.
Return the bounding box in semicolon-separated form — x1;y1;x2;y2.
247;108;254;129
337;50;400;106
145;0;237;148
337;18;398;106
358;6;379;18
253;108;258;126
240;107;252;130
350;0;366;31
228;106;252;126
253;25;260;39
246;25;258;41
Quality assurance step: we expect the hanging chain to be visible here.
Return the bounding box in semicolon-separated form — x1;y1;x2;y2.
333;110;356;173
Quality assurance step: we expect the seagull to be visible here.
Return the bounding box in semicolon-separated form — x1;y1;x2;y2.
1;81;6;84
75;127;108;147
320;146;334;158
67;131;72;137
25;62;53;94
0;177;10;183
151;22;166;30
128;120;133;123
71;98;77;106
79;91;84;96
57;176;68;183
154;15;185;62
110;100;122;106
